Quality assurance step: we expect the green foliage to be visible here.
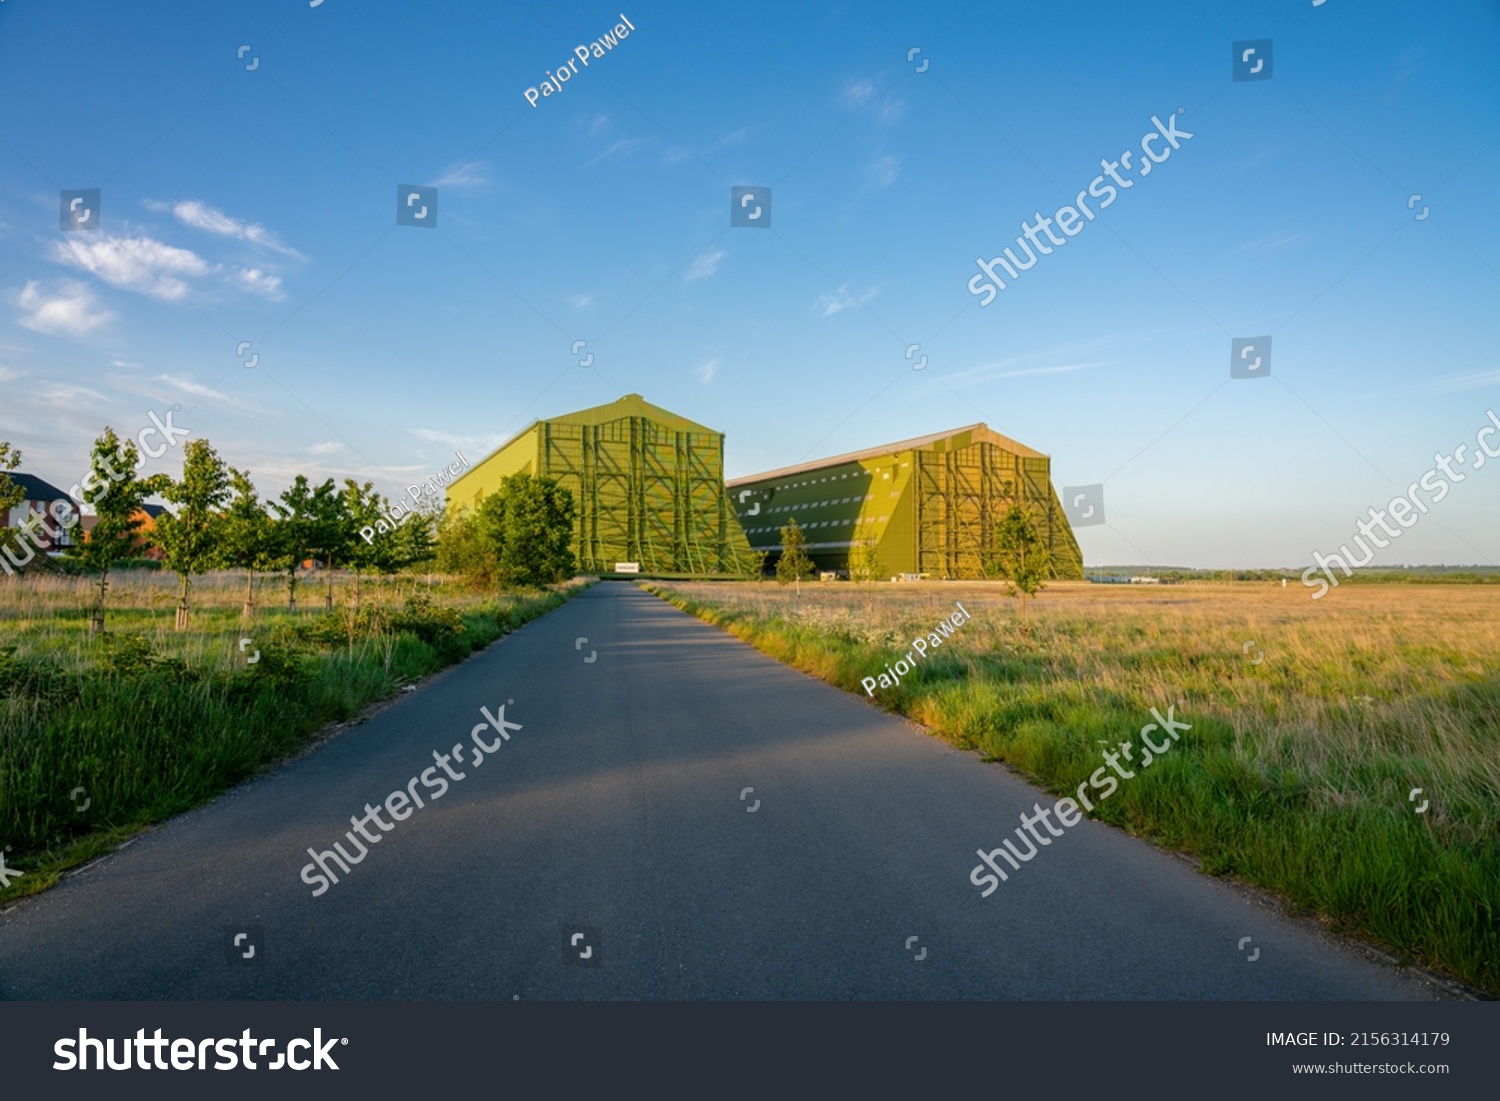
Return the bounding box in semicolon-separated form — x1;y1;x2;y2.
268;475;340;609
435;508;493;587
0;440;22;515
154;439;231;627
0;441;32;575
0;646;77;705
219;466;278;611
848;535;886;612
473;472;577;587
775;518;814;591
63;428;169;626
93;631;196;683
985;502;1050;623
394;503;438;574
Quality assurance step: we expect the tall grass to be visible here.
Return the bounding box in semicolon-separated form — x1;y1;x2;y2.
0;569;590;899
645;579;1500;995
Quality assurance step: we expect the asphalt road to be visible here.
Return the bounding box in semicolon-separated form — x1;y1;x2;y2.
0;582;1450;1000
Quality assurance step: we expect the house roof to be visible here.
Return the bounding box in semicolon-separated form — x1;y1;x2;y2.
4;472;73;501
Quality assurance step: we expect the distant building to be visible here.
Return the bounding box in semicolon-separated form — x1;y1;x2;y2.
446;394;759;575
3;473;79;553
727;423;1083;580
129;503;171;560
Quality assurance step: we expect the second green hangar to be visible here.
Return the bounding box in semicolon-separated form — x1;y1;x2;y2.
446;393;1083;580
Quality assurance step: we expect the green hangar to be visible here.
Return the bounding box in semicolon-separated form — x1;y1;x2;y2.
725;423;1084;580
445;394;759;575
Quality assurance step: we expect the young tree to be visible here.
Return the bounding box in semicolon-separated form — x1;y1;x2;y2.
220;467;278;618
0;442;22;516
0;442;28;573
775;518;814;594
310;481;350;611
477;473;576;587
65;428;167;633
394;497;439;577
435;506;493;588
154;438;231;630
848;534;887;615
269;475;336;611
341;479;387;611
985;502;1051;628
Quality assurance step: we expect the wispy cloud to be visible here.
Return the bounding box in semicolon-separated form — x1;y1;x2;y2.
874;97;908;125
152;373;234;403
32;381;114;406
664;125;758;165
865;154;902;189
1427;368;1500;392
432;161;489;191
841;80;877;109
17;280;114;336
695;358;718;385
684;248;726;282
1231;231;1308;255
51;233;209;301
946;359;1110;387
812;285;878;317
147;199;302;258
231;267;285;299
309;441;346;456
566;293;595;311
583;137;650;168
408;427;484;450
0;365;23;383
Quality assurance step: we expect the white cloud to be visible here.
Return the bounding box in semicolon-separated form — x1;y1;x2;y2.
875;98;908;125
567;294;596;311
148;200;302;258
664;125;758;165
1428;368;1500;392
309;442;346;455
432;161;489;191
232;267;285;299
695;358;718;385
946;358;1110;387
18;280;114;336
583;137;649;168
152;373;233;403
1231;231;1308;255
865;154;902;188
841;80;877;109
408;427;483;450
33;381;114;406
0;365;22;383
812;285;878;317
685;248;726;282
51;233;209;301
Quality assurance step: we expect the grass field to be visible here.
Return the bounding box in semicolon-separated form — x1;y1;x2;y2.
0;568;589;902
645;578;1500;995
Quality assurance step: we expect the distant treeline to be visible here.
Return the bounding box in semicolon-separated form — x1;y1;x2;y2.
1088;567;1500;584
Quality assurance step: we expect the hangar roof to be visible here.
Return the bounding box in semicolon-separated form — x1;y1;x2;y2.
726;422;1047;488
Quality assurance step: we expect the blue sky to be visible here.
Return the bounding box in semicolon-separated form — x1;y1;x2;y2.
1;0;1497;568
